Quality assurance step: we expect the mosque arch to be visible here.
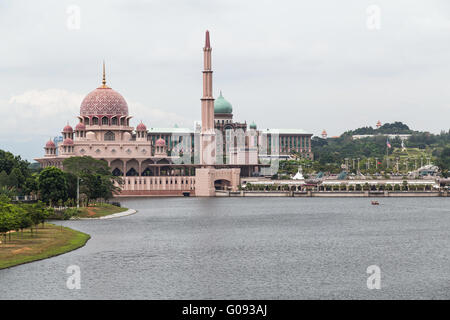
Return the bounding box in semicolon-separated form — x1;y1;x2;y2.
214;179;231;190
141;159;154;176
102;116;109;125
112;168;123;176
110;159;124;176
126;159;139;176
142;167;154;176
92;117;99;125
104;131;115;141
126;168;138;176
84;117;90;125
111;116;118;125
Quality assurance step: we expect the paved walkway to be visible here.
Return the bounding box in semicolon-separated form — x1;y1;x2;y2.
72;209;137;220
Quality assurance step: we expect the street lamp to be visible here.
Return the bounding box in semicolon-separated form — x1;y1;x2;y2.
77;176;83;208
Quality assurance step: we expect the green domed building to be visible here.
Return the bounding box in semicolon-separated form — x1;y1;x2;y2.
213;91;247;131
214;91;233;114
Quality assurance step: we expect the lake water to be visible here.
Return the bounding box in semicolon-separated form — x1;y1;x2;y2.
1;197;449;299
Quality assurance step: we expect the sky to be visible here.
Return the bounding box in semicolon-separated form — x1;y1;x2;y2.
1;0;450;161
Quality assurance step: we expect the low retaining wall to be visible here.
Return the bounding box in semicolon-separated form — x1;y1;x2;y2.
216;190;448;197
116;190;194;197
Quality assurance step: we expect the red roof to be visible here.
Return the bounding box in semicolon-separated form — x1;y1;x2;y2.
75;122;86;130
136;122;147;131
63;124;73;133
45;140;55;148
155;138;165;147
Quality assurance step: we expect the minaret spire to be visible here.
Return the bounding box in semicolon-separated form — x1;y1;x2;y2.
101;60;108;88
205;30;210;48
200;30;216;165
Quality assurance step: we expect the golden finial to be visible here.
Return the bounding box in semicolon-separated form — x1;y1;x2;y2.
101;60;108;88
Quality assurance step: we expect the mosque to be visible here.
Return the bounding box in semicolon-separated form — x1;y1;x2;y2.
35;31;313;196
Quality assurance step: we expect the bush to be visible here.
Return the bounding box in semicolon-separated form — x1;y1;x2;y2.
62;208;80;220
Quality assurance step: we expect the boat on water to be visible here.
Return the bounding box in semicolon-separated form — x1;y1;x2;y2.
371;201;380;205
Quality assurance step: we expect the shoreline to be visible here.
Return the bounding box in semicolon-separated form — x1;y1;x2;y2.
217;190;449;198
0;224;90;270
113;191;449;198
71;208;137;220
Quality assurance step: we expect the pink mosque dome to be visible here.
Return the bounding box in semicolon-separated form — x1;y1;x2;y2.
155;138;166;147
80;63;128;118
136;122;147;131
45;140;55;148
62;138;74;145
75;122;86;131
63;124;73;133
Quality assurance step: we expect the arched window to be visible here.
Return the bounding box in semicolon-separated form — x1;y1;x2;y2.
142;168;153;176
126;168;138;176
120;117;125;126
104;131;115;141
84;117;90;125
111;117;117;125
92;117;99;125
102;117;109;125
112;168;123;176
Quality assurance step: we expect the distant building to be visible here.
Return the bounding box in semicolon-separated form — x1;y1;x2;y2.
352;134;411;141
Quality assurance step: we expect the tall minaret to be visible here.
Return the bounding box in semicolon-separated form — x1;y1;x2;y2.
200;30;216;165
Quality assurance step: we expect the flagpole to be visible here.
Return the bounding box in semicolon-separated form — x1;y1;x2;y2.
386;141;389;169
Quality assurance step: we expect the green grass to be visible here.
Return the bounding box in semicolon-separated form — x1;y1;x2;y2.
0;223;90;270
75;203;127;218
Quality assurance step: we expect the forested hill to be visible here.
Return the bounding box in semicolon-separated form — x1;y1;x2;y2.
342;121;413;136
311;122;450;176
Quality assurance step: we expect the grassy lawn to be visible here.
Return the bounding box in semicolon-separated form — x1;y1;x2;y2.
75;203;127;218
0;223;90;270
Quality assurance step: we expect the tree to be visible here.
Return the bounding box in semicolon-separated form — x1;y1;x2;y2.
63;156;121;203
21;201;52;230
436;147;450;178
38;167;68;204
0;199;24;242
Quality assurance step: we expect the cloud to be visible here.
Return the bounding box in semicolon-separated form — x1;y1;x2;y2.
1;0;450;160
0;88;193;160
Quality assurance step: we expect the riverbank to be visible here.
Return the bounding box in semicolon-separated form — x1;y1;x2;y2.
72;208;137;220
216;190;450;197
75;203;128;218
0;223;90;270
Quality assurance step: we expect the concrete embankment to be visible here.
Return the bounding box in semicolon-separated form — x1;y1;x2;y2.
216;191;449;197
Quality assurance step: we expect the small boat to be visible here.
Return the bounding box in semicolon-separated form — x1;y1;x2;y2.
371;201;379;205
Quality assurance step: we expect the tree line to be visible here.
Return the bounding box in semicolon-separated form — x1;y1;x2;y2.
0;197;52;243
0;150;122;204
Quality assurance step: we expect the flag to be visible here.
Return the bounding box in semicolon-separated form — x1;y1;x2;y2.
386;139;391;148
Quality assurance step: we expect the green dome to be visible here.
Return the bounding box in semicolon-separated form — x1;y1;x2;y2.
214;91;232;114
249;121;257;129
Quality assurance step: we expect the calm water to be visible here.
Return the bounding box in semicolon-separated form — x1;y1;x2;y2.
1;197;449;299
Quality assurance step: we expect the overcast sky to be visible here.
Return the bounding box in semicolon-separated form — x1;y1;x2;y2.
1;0;450;161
